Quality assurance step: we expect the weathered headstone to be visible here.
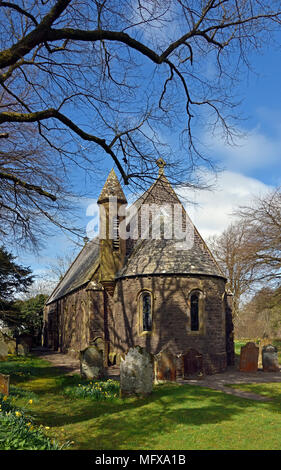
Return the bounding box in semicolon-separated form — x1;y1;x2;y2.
239;342;259;372
120;346;153;397
90;337;109;367
258;338;271;368
0;331;16;356
17;342;29;356
80;345;104;379
18;333;33;350
154;350;177;382
0;341;8;360
0;373;10;396
262;345;280;372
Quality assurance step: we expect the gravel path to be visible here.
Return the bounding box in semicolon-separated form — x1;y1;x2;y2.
178;367;281;401
32;348;281;401
32;348;81;375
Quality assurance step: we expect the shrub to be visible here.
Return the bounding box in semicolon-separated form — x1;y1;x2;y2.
64;378;120;400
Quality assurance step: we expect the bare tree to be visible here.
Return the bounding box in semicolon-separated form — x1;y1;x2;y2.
235;286;281;339
209;187;281;317
236;188;281;283
208;220;263;316
46;246;78;281
1;0;281;245
0;121;84;249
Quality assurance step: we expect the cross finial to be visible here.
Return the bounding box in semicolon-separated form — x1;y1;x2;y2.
156;157;166;176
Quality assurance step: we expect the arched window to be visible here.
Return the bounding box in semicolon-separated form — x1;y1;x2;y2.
140;291;152;332
190;292;199;331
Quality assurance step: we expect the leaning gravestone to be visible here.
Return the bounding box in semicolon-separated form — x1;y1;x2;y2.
80;345;104;379
262;345;280;372
239;342;259;372
0;373;10;396
120;346;153;397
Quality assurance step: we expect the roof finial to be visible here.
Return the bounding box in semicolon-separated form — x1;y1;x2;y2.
156;157;166;176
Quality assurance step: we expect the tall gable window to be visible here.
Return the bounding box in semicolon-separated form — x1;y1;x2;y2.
138;291;153;333
188;290;205;334
190;293;199;331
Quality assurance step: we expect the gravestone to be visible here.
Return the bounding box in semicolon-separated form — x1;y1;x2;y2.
258;338;271;368
80;345;104;379
17;342;29;356
239;342;259;372
0;373;10;396
90;337;109;367
0;341;8;360
182;349;203;377
120;346;153;397
262;345;280;372
18;333;33;350
0;331;16;356
154;350;177;382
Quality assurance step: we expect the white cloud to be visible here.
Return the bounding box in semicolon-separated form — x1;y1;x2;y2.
177;170;273;240
203;124;281;174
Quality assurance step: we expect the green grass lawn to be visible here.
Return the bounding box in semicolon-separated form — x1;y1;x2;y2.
0;353;281;450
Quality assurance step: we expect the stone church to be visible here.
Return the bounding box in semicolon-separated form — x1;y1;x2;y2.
43;159;234;377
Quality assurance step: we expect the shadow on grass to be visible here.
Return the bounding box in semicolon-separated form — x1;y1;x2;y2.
0;355;80;389
30;383;274;448
2;354;281;450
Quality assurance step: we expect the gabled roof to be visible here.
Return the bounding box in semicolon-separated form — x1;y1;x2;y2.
118;174;225;279
46;237;101;305
46;166;225;305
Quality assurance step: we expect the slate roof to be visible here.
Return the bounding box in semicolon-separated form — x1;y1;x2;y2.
46;237;101;305
118;175;225;279
118;236;224;278
46;167;225;304
97;168;127;204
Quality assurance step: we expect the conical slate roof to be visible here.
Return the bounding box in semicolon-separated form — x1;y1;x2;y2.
97;168;127;204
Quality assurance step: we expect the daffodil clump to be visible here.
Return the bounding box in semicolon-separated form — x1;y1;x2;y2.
0;394;61;450
64;378;120;400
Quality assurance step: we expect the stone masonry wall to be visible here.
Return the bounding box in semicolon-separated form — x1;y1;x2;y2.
44;287;105;358
109;274;229;374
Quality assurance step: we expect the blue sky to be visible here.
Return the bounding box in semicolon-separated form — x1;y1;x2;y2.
18;36;281;282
